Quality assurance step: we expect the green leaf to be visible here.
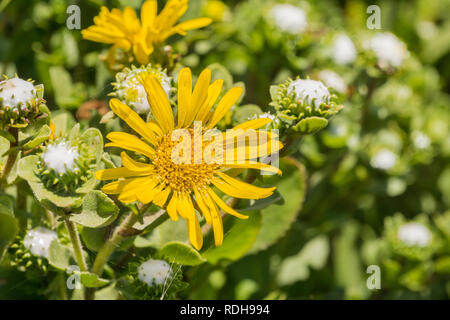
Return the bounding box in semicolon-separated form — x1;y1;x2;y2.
334;221;369;299
240;190;284;212
48;240;72;270
277;236;329;286
50;110;76;138
0;130;16;143
17;155;80;208
207;63;234;89
80;227;106;252
292;117;329;135
49;66;86;109
250;158;306;253
70;191;119;228
435;257;450;274
79;272;109;288
21;125;51;150
232;104;262;124
0;195;18;262
159;241;206;266
203;211;262;264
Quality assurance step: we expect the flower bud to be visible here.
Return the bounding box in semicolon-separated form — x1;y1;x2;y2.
0;77;47;129
270;77;343;136
112;65;172;114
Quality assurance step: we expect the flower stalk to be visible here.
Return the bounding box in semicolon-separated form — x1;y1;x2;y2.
0;127;18;190
64;217;88;272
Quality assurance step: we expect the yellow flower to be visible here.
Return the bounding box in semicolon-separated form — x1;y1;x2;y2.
82;0;212;65
96;67;282;250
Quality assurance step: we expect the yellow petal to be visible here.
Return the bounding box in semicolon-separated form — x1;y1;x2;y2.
121;152;154;172
153;187;172;207
207;86;243;128
222;161;281;175
199;189;223;246
182;195;203;250
212;172;275;199
143;76;174;133
195;79;223;122
193;188;212;224
109;99;157;144
156;0;188;28
166;193;179;221
141;0;157;28
176;67;192;127
186;68;211;125
106;132;155;159
95;167;150;181
136;181;160;204
119;177;152;200
233;118;272;130
176;18;213;32
101;179;134;194
206;187;248;219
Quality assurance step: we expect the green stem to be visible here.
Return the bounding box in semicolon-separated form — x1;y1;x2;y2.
0;127;18;190
91;212;138;276
58;273;68;300
64;217;88;272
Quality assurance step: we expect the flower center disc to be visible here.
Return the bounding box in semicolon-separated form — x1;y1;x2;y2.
153;130;220;193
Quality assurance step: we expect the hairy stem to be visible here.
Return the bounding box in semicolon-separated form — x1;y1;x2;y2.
64;217;88;272
0;127;18;190
90;212;138;276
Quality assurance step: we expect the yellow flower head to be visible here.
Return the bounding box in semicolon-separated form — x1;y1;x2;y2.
82;0;212;65
96;67;283;250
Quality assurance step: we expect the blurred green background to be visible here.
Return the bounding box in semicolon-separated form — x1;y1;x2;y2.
1;0;450;299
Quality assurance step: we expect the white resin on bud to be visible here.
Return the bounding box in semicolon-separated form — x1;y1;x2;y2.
0;77;36;108
270;4;307;34
138;259;173;286
42;142;79;174
397;222;432;247
288;79;331;109
24;227;58;258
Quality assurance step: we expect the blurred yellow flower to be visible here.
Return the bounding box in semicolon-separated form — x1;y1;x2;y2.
82;0;212;65
96;67;282;250
203;0;229;22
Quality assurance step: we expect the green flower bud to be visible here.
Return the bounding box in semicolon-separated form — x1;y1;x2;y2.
36;136;97;195
0;76;47;130
111;64;172;115
269;77;343;136
119;256;187;300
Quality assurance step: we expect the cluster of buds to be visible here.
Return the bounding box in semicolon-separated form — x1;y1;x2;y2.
111;64;172;115
8;227;57;273
385;214;438;261
0;77;47;130
269;77;343;138
36;137;96;195
121;257;187;300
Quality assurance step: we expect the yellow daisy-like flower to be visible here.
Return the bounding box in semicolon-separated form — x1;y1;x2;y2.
96;67;282;250
82;0;212;65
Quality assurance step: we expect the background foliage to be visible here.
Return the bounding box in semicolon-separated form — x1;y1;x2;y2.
0;0;449;299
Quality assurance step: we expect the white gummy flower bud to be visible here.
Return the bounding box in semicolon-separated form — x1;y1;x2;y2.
138;259;173;286
24;227;57;258
269;4;307;35
370;149;397;170
413;132;430;149
364;32;408;68
397;222;432;247
114;66;171;114
0;77;36;108
332;34;357;65
288;79;331;109
42;142;79;174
